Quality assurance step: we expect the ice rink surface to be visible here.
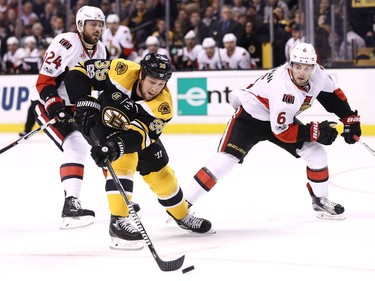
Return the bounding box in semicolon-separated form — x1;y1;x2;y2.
1;132;375;280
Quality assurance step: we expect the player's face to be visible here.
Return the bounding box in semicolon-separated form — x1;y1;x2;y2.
224;41;235;51
139;76;167;101
82;20;104;44
205;47;215;58
290;62;314;86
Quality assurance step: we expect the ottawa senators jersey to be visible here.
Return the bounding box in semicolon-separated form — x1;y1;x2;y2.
69;58;174;150
230;63;351;143
34;32;106;104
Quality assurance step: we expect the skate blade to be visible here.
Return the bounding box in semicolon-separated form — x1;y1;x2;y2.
60;215;95;230
315;211;346;220
110;237;144;250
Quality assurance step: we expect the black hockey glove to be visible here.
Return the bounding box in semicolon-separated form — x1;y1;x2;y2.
307;121;338;145
340;110;361;144
44;95;71;126
74;96;101;137
90;135;125;168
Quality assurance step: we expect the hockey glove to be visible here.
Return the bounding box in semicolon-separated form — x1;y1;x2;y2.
74;96;101;137
307;121;338;145
90;135;125;168
44;95;70;126
340;110;361;144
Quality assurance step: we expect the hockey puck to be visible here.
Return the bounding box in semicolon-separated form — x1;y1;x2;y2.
182;265;195;274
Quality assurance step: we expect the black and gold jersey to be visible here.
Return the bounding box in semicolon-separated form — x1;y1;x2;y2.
68;58;173;151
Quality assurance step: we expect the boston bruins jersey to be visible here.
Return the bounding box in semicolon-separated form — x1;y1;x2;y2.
69;58;173;151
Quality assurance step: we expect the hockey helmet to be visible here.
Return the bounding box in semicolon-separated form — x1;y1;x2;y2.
140;53;172;81
76;5;106;33
289;43;317;65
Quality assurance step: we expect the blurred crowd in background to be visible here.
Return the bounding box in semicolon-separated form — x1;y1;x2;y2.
0;0;374;74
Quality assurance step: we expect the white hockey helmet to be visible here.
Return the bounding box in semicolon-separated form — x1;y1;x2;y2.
223;33;237;44
289;43;317;65
76;5;106;33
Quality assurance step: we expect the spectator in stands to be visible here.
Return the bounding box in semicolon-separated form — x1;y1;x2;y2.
152;18;174;49
102;14;137;61
314;0;336;65
50;14;65;37
285;24;305;62
263;0;290;24
173;30;203;70
100;0;113;17
187;11;210;45
338;22;366;60
202;5;218;30
219;33;252;69
209;5;246;48
140;35;170;60
232;0;248;17
39;2;56;36
197;37;223;70
244;21;262;68
128;0;155;49
21;1;39;26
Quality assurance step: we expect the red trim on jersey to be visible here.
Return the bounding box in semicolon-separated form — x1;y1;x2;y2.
36;102;65;141
274;123;300;143
60;163;84;181
333;88;347;101
122;47;134;57
219;107;242;152
36;73;57;94
77;33;98;58
249;92;270;109
195;168;216;190
306;166;329;183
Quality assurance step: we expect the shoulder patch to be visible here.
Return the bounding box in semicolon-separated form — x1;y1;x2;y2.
158;102;171;115
59;38;72;50
115;61;128;75
111;91;123;101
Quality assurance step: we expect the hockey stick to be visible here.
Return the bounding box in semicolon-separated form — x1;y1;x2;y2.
89;128;185;271
104;158;185;271
354;135;375;157
0;117;57;155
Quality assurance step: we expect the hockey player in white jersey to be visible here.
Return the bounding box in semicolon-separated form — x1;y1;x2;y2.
101;14;137;61
197;37;222;70
219;33;253;69
184;43;361;220
174;30;203;70
32;6;107;229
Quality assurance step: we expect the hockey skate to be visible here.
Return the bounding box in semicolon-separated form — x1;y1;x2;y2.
312;196;345;220
306;183;345;220
60;196;95;229
167;211;215;234
109;215;144;250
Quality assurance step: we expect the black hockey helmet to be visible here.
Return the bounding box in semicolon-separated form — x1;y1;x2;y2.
140;53;172;81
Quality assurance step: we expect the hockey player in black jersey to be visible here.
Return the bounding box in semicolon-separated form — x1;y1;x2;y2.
65;53;213;250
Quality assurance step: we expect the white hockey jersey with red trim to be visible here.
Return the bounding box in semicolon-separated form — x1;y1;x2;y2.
34;32;106;105
230;63;345;142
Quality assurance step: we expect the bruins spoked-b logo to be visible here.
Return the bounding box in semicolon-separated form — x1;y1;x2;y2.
102;106;131;130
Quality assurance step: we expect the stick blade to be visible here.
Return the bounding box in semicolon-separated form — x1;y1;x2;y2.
156;254;185;272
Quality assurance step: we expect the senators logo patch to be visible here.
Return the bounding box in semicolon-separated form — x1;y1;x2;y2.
158;102;171;115
115;61;128;75
59;38;72;50
282;94;295;104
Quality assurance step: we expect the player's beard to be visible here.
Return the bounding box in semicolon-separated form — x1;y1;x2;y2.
81;31;99;46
